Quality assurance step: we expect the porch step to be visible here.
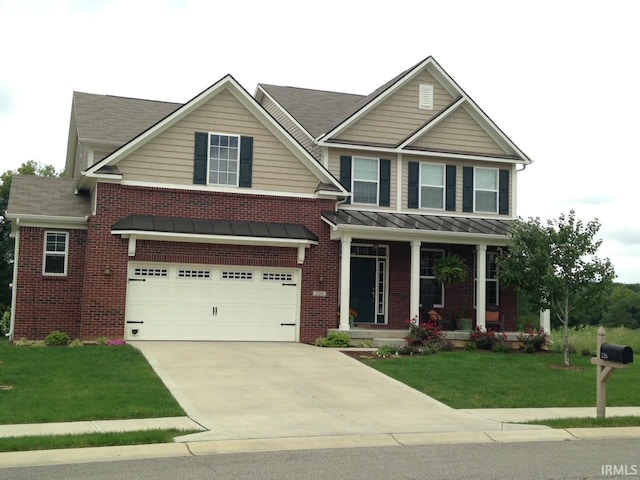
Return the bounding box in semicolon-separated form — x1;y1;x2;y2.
371;338;406;348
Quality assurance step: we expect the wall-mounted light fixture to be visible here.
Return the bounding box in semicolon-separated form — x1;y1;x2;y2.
104;266;113;276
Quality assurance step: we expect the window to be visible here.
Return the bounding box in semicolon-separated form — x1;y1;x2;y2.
474;168;498;213
43;231;68;276
208;133;239;186
352;157;379;204
474;251;499;307
420;163;445;209
420;249;444;308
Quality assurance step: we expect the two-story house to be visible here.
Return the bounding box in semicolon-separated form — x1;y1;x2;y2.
6;56;531;343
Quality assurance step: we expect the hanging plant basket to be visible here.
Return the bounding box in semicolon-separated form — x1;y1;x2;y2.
435;254;468;285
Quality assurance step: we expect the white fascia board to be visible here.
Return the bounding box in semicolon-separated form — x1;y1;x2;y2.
316;140;529;164
326;223;510;246
6;213;88;229
116;179;345;200
398;97;467;149
113;230;318;248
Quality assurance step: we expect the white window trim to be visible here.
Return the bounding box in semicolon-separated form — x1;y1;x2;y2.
352;156;379;206
419;162;445;211
420;248;445;308
474;167;499;214
207;132;240;187
42;231;69;276
419;84;434;110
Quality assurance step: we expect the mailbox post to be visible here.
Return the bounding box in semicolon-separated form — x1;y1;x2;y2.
590;326;633;418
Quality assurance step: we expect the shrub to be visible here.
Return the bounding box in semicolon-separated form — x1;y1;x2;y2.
581;347;593;357
69;339;84;348
470;327;507;350
492;342;511;353
517;328;550;352
96;337;107;346
315;332;351;348
44;331;70;346
15;338;31;347
405;321;445;350
0;309;10;336
464;342;477;351
377;345;398;358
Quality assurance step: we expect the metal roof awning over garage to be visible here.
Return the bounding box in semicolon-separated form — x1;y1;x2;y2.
112;214;319;263
321;210;512;245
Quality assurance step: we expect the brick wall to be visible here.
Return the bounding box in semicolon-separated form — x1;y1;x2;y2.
78;183;339;343
13;227;86;339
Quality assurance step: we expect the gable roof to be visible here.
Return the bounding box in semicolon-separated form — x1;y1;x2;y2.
260;56;531;164
78;75;347;195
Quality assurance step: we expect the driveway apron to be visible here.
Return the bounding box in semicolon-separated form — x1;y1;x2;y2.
132;342;505;441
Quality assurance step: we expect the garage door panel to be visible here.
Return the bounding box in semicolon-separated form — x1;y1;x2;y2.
125;263;299;341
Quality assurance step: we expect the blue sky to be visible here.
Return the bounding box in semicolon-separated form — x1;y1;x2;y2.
1;0;639;281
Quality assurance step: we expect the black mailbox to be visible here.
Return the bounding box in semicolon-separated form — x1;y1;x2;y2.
600;344;633;364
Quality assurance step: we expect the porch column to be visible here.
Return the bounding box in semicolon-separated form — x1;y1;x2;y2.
339;235;352;331
410;240;421;324
476;243;487;329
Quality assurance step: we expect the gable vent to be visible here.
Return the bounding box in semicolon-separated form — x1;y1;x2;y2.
419;84;434;110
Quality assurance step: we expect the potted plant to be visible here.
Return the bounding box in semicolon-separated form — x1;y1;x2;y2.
434;254;468;285
454;308;473;331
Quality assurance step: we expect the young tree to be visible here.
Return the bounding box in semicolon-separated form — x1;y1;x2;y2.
498;210;615;366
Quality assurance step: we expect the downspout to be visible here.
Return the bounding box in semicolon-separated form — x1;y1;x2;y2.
8;218;20;341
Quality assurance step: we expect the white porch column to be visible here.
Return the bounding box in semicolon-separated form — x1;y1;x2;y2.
540;309;551;333
410;240;421;324
476;243;487;330
339;235;352;331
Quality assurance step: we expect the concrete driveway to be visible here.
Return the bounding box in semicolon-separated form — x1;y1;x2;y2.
132;342;511;442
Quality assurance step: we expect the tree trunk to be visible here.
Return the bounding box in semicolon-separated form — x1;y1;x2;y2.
563;294;570;367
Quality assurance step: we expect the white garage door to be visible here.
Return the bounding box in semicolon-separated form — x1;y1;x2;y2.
124;263;300;341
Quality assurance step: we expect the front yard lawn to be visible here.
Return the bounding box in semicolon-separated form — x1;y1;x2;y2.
361;351;639;409
0;340;184;424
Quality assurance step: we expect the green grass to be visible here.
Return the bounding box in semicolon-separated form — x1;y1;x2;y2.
0;340;185;424
527;416;640;429
362;351;639;409
550;325;640;355
0;429;199;453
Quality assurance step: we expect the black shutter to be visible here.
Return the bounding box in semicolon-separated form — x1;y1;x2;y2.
446;165;456;211
463;166;474;212
379;159;391;207
408;162;419;209
239;136;253;188
499;169;509;215
193;132;208;185
340;156;352;204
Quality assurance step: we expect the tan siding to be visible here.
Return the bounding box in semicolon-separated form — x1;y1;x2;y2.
411;106;506;156
400;156;512;216
336;70;454;145
328;149;397;210
118;89;319;194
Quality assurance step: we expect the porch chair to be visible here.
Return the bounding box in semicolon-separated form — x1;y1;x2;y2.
485;309;503;331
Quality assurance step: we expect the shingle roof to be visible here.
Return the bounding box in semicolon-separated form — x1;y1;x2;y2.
7;175;91;218
322;210;512;237
259;84;364;138
112;215;319;242
73;92;181;145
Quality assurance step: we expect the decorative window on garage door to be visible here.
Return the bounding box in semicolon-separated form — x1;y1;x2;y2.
262;272;293;282
133;267;168;278
178;269;212;279
221;271;253;280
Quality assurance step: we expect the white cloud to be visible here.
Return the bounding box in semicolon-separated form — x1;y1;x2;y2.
1;0;639;281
